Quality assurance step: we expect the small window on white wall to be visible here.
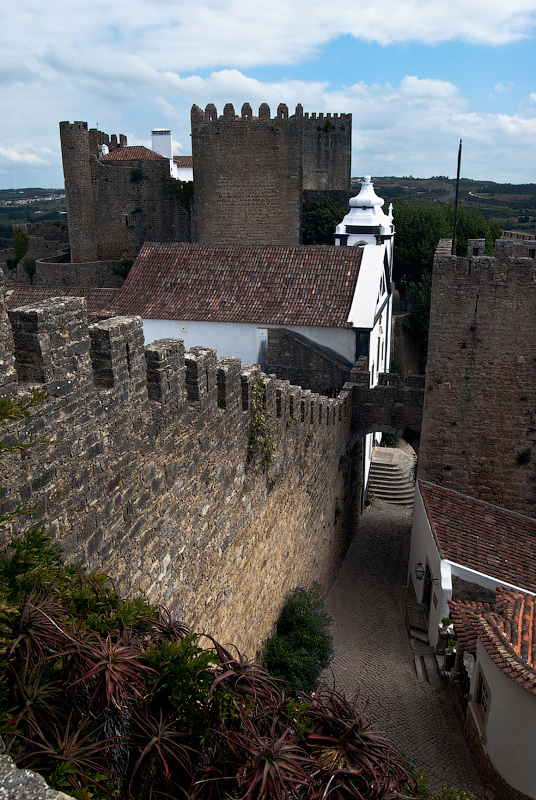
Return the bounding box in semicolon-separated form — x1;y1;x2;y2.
474;669;491;732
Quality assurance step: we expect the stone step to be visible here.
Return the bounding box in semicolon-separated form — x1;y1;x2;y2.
367;447;416;507
410;627;429;643
414;655;428;683
423;653;443;688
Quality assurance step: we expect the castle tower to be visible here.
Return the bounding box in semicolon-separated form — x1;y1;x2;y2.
191;103;352;246
59;121;98;262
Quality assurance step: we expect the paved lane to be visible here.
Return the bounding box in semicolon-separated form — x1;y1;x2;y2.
322;499;488;798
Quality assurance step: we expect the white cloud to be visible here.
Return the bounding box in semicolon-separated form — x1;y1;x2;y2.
494;81;514;92
0;145;52;166
0;0;535;186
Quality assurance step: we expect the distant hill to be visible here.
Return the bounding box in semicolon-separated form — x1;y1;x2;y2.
352;177;536;234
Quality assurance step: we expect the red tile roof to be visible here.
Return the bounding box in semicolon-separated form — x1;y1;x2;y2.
106;243;363;328
449;588;536;696
100;146;167;162
418;480;536;593
173;156;193;168
7;287;120;321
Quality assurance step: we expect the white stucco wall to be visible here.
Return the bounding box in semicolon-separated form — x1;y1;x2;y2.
408;489;444;643
142;320;357;367
471;644;536;798
409;487;536;646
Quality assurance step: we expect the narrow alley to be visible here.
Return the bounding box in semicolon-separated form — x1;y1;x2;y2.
323;497;488;798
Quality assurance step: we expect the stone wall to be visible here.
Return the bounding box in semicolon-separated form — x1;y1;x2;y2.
35;257;124;288
191;103;352;246
419;239;536;517
267;328;352;396
0;285;360;657
59;122;191;263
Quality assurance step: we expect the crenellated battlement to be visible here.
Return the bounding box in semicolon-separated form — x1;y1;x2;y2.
0;283;424;654
2;293;352;436
419;237;536;517
433;238;536;286
190;103;352;125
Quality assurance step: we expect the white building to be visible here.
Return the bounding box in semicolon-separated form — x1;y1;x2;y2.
409;480;536;648
335;176;395;488
450;588;536;799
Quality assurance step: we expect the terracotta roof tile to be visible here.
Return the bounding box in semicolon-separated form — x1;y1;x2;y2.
418;480;536;592
100;146;167;162
8;287;120;322
173;156;193;168
106;243;363;328
449;588;536;696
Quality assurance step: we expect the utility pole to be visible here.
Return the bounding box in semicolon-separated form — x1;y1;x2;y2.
451;139;462;256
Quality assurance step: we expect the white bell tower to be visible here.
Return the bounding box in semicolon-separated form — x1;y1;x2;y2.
334;176;394;260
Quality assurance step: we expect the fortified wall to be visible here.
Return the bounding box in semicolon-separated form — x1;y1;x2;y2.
419;238;536;517
60;122;192;264
191;103;352;246
0;282;426;654
0;282;360;656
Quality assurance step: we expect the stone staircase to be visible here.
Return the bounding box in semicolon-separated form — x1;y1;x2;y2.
367;447;416;506
414;651;443;687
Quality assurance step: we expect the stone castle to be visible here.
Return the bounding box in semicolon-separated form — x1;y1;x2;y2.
191;102;351;246
58;103;352;269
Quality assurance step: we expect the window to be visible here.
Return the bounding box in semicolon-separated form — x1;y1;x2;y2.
474;669;491;732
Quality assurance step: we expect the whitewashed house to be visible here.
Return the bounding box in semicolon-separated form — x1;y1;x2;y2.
409;480;536;647
335;176;395;486
449;588;536;800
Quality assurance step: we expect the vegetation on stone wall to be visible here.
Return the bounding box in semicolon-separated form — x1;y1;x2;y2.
394;203;501;356
261;583;333;692
247;377;276;471
0;526;473;800
0;345;471;800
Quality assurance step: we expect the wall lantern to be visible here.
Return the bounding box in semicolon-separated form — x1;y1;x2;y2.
415;561;438;583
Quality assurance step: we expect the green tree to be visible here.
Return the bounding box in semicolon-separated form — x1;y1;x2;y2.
12;229;29;264
394;202;501;360
22;257;36;284
303;198;346;244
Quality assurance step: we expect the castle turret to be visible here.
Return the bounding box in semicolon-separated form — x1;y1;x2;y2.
59;121;99;262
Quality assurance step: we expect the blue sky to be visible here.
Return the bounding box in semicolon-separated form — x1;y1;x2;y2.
1;0;535;188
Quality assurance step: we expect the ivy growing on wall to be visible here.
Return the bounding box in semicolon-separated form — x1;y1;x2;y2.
247;377;276;472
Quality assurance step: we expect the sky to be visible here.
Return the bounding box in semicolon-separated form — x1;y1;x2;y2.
1;0;535;189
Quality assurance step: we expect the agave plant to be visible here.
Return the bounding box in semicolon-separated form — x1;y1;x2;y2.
306;689;412;800
205;637;283;707
223;716;315;800
8;593;68;674
147;605;191;643
128;708;199;799
5;711;118;800
68;630;155;710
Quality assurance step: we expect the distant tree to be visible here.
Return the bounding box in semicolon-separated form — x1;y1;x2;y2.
112;259;134;280
393;202;500;297
12;229;29;265
302;198;346;245
22;257;36;284
394;202;501;362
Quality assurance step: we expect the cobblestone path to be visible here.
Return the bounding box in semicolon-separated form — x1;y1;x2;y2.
322;499;489;798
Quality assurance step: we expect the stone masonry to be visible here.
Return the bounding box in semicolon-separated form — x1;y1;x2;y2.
0;281;424;656
59;122;191;263
0;284;358;656
419;238;536;517
191;103;352;246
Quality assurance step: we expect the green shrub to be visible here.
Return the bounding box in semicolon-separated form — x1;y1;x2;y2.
262;583;332;692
